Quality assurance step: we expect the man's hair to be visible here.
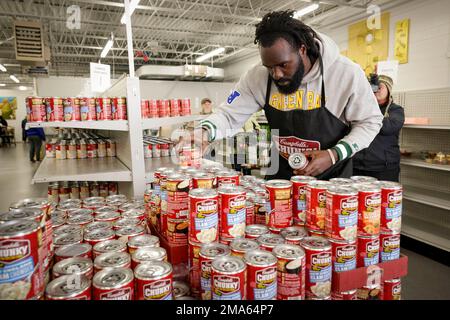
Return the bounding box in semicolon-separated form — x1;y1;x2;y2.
201;98;212;105
254;10;320;61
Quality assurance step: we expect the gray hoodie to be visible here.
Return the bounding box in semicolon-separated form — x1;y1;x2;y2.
199;33;383;162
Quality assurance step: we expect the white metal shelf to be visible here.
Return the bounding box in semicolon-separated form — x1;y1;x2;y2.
403;187;450;211
26;120;129;131
401;215;450;252
142;114;208;130
400;158;450;172
403;124;450;130
32;157;132;183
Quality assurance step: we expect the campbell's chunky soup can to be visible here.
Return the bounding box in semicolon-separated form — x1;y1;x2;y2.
291;176;316;226
218;186;247;240
357;235;380;267
245;224;269;239
52;257;93;280
45;275;91;300
329;239;357;272
211;256;246;300
93;239;128;258
244;249;277;300
216;171;240;188
94;251;131;273
265;180;293;229
356;184;381;236
383;278;401;300
93;267;134;300
131;247;167;269
375;181;403;234
306;181;331;232
230;238;259;259
280;226;308;246
257;233;285;252
189;189;219;244
54;243;92;262
380;233;400;262
134;261;173;300
199;242;231;300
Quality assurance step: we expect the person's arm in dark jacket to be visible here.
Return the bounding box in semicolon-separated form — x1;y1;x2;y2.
379;104;405;136
38;128;46;141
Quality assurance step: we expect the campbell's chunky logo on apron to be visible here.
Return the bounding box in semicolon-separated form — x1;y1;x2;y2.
273;136;321;160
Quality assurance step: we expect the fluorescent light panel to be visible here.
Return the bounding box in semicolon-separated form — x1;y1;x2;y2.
0;84;6;87
100;39;114;58
294;3;319;18
10;75;20;83
0;64;6;72
196;47;225;63
121;0;140;24
18;86;27;91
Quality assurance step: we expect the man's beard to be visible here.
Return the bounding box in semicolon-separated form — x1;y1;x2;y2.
273;58;305;95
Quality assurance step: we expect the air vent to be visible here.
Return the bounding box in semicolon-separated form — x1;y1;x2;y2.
14;20;45;61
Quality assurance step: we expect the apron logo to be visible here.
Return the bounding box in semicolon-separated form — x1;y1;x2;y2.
227;91;241;104
273;136;320;160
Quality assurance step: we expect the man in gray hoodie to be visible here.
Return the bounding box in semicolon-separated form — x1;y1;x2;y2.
192;11;383;179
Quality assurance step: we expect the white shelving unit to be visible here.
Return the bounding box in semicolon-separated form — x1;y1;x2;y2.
32;158;132;183
401;215;450;252
26;120;129;131
403;187;450;211
400;158;450;172
403;124;450;130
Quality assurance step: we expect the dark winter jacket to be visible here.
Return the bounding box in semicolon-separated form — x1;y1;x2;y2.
26;127;46;141
353;101;405;171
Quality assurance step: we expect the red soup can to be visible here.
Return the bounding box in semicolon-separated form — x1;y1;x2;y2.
291;176;317;226
253;197;267;225
63;97;81;121
141;100;149;119
112;97;127;120
188;240;202;298
0;220;43;299
46;97;64;122
135;261;173;300
325;185;358;242
331;290;357;300
84;228;116;246
199;243;231;300
189;189;219;244
380;232;401;262
257;233;285;252
357;235;380;267
170;99;180;117
218;186;247;241
330;239;357;272
245;200;255;225
96;97;112;120
273;243;306;300
45;275;92;300
93;267;134;300
131;247;167;269
216;171;240;187
158;99;170;118
93;239;128;258
191;172;216;189
306;181;332;232
245;224;269;239
300;236;332;300
31;97;46;122
52;257;94;280
148;99;158;118
26;97;32;121
383;278;401;300
166;173;190;220
244;249;277;300
54;243;93;262
265;180;293;230
280;226;308;246
211;256;246;300
230;238;259;259
376;181;403;234
80;97;97;121
356;184;382;236
180;98;191;116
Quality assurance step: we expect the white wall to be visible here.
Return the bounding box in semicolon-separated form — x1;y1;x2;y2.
0;88;34;142
36;77;91;97
223;0;450;92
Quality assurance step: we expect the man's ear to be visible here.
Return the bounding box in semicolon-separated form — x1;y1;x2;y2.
299;45;307;57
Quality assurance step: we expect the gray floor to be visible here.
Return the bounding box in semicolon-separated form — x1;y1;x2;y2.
0;144;449;299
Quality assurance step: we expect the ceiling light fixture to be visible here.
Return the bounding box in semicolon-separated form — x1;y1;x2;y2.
0;64;6;72
0;83;6;87
10;75;20;83
294;3;320;19
196;47;225;63
121;0;141;24
100;33;114;58
18;86;27;91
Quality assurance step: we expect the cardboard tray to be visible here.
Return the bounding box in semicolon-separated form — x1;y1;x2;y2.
150;225;189;265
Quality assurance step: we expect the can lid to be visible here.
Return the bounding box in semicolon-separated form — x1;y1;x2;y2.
373;181;403;189
173;281;190;298
9;198;50;210
288;153;308;170
134;261;172;280
128;234;160;248
84;228;115;242
115;225;145;237
95;206;119;214
84;197;105;204
199;243;231;259
67;208;94;217
191;172;214;179
55;243;92;258
54;233;83;246
53;257;93;275
93;267;134;289
280;226;308;241
272;243;305;259
352;183;381;192
46;275;91;299
0;208;43;222
54;224;83;237
122;209;145;219
257;233;285;247
291;176;317;183
114;217;141;228
211;256;246;274
245;224;269;236
306;180;332;188
300;236;332;250
94;252;131;269
132;247;167;263
329;178;354;185
95;211;121;221
93;239;127;254
326;185;358;195
59;198;83;208
119;202;144;211
0;219;40;237
84;221;112;234
166;173;189;181
350;176;378;183
244;249;277;266
189;188;218;198
217;171;239;178
264;179;293;188
217;185;246;195
230;238;259;252
67;214;93;225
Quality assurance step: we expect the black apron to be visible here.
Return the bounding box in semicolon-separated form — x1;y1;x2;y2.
264;57;353;180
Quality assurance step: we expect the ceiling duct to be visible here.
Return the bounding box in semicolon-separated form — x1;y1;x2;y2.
14;20;46;62
136;64;224;81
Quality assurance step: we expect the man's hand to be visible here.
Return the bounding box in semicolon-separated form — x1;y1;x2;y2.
293;150;336;177
175;128;210;156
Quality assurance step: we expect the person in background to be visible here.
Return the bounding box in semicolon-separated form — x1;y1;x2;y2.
353;75;405;182
26;127;46;162
21;116;27;142
200;98;213;115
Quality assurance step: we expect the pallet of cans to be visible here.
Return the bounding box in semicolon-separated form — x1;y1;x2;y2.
143;136;175;159
45;129;116;160
141;98;191;119
26;96;127;123
47;181;119;203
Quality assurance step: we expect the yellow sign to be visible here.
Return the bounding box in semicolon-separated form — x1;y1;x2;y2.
394;19;410;64
347;12;390;76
